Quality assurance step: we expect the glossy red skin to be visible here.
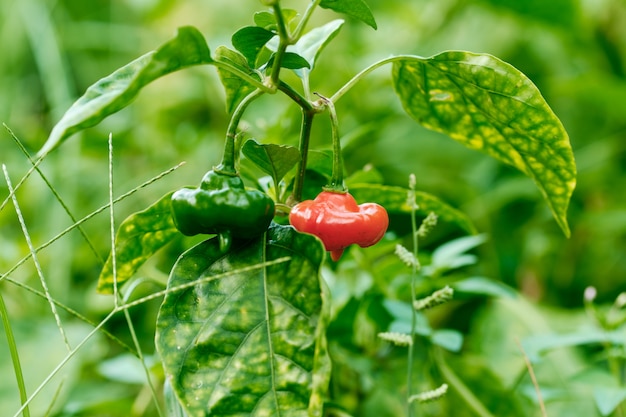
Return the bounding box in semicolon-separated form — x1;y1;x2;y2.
289;191;389;261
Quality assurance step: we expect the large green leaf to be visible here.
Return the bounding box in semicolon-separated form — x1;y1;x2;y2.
320;0;377;29
349;183;477;234
392;52;576;237
39;26;213;156
155;223;329;417
97;192;178;294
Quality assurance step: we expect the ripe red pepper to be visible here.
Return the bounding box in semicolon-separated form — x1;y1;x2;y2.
289;191;389;261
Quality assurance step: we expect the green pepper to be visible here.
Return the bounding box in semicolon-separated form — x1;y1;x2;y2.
171;169;275;238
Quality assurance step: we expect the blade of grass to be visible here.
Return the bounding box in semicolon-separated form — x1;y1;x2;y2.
0;291;31;417
3;164;72;351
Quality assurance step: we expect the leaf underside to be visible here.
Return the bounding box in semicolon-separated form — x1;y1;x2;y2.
155;223;329;417
392;52;576;236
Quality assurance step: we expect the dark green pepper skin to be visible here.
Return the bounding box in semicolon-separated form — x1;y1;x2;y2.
171;170;275;237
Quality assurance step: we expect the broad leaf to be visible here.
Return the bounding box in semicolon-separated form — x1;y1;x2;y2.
214;46;259;114
320;0;377;29
39;26;213;156
349;184;477;234
232;26;275;67
155;223;329;417
242;139;301;185
392;52;576;236
97;192;178;294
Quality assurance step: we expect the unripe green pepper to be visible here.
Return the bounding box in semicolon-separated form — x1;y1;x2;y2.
171;169;275;238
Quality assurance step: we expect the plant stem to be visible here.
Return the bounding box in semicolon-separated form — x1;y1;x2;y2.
0;291;31;417
316;95;345;192
215;89;265;175
330;55;415;104
407;179;419;417
293;0;322;39
269;3;291;88
293;109;315;202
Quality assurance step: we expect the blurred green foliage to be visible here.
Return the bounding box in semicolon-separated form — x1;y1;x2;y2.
1;0;626;416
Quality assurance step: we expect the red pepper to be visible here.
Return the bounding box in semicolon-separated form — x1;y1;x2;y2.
289;191;389;261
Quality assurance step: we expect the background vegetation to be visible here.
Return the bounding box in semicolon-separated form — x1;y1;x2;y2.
1;0;626;416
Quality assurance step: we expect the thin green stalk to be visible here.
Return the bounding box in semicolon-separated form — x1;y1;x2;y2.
293;0;323;39
215;89;265;175
292;109;315;202
434;349;496;417
0;291;31;417
316;95;345;192
407;177;419;417
269;3;291;87
330;55;415;104
3;165;72;352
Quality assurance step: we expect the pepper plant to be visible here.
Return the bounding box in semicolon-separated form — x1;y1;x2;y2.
30;0;576;415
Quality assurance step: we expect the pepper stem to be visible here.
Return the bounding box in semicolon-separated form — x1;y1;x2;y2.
317;94;346;192
215;89;265;175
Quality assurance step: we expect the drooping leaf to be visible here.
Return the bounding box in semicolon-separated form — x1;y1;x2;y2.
39;26;213;156
232;26;275;67
214;46;260;114
155;223;329;417
242;139;301;185
349;184;477;235
97;192;178;294
392;52;576;237
320;0;377;29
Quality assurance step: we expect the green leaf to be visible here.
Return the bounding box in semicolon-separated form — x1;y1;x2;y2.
280;52;311;69
155;223;330;417
320;0;377;29
522;330;626;363
430;329;463;352
291;20;344;78
594;387;626;416
39;26;212;156
348;184;477;235
254;9;300;31
97;192;178;294
392;52;576;237
427;234;487;274
453;276;517;299
242;139;301;185
214;46;259;114
232;26;275;67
